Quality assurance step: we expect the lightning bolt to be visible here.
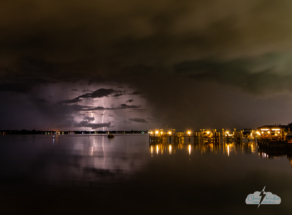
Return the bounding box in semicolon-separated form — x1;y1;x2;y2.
101;98;106;131
258;186;266;209
91;112;95;123
90;111;95;131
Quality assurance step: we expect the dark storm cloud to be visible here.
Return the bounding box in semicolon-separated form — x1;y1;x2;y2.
112;91;125;97
60;88;124;104
87;103;141;110
120;104;141;109
60;103;142;113
175;56;292;94
79;89;116;98
1;0;292;94
61;97;83;104
74;121;111;129
83;116;95;122
129;118;148;123
126;99;133;103
2;0;292;130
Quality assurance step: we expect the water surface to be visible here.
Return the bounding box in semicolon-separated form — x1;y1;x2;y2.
0;134;291;214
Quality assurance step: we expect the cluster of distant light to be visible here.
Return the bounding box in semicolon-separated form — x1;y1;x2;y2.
257;128;281;136
148;129;192;136
149;126;288;139
148;129;234;137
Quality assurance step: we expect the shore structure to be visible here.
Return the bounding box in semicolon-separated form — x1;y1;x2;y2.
149;125;292;148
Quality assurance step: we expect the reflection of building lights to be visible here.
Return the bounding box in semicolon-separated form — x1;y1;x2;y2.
227;145;230;156
156;145;159;154
169;145;172;155
251;144;255;153
188;145;191;155
150;146;153;154
161;131;163;135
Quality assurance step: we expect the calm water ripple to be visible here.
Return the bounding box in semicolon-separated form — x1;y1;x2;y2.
0;134;291;214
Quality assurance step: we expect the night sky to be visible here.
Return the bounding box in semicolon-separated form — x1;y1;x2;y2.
1;0;292;131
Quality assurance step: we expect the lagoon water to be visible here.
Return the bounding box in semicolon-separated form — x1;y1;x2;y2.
0;134;292;214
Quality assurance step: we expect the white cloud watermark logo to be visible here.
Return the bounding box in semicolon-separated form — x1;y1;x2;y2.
245;186;281;208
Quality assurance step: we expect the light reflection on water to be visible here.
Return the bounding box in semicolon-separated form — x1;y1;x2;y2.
1;135;292;214
0;134;150;185
149;138;292;167
0;135;292;185
149;140;258;156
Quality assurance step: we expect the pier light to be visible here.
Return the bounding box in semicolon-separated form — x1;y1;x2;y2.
161;131;163;135
206;131;210;135
268;131;270;134
155;130;159;135
168;131;172;135
187;130;191;135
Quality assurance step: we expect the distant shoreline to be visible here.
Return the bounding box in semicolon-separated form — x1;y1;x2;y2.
0;130;148;135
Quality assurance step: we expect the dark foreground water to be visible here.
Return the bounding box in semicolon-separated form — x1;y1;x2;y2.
0;134;291;214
